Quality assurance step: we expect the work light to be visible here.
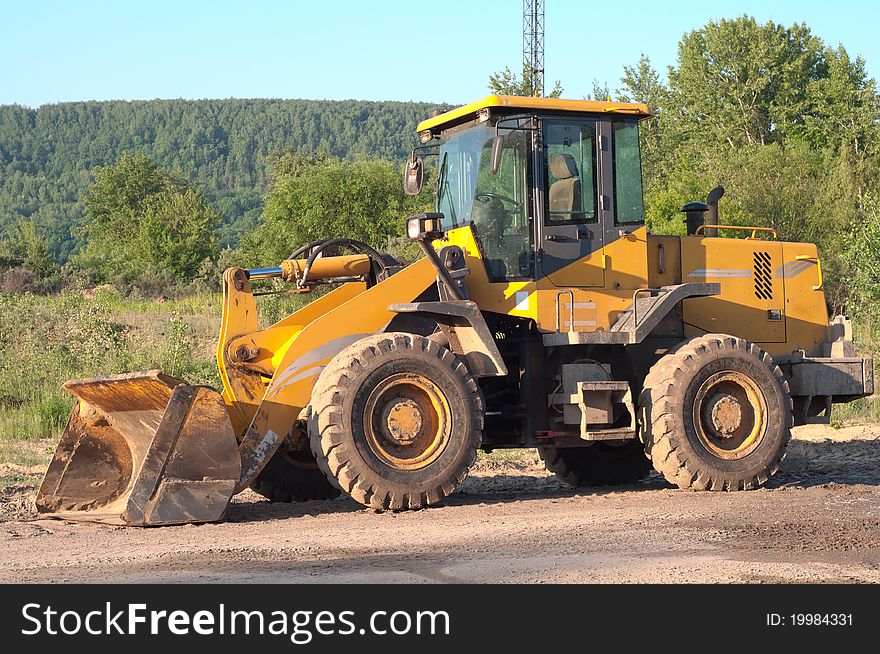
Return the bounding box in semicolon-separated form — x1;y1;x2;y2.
406;213;444;241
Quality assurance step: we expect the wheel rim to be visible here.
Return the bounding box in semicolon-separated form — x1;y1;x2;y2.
692;371;768;460
362;373;451;470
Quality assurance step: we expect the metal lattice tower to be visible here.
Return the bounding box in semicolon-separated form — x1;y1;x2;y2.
523;0;545;97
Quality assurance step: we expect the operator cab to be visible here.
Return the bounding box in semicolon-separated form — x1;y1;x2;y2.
406;95;652;288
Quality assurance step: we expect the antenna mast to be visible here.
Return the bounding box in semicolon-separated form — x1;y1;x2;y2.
522;0;545;97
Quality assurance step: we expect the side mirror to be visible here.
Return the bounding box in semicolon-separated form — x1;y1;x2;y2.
490;134;504;175
403;156;424;196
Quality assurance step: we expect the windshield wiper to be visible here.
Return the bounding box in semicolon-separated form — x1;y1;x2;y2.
435;151;448;207
437;152;456;225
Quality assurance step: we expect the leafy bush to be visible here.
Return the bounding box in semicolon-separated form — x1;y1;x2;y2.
0;290;221;451
78;153;220;287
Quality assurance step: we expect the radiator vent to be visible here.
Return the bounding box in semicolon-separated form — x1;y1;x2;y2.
754;251;773;300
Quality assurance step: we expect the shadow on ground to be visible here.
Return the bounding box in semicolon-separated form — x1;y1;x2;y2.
223;436;880;522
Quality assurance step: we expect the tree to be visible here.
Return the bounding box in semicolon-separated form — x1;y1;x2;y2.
0;98;449;260
797;47;880;160
618;55;671;191
80;153;219;284
635;15;880;323
619;54;669;110
0;219;56;278
488;66;563;98
136;188;221;280
668;16;825;147
842;193;880;320
586;80;610;101
241;152;431;265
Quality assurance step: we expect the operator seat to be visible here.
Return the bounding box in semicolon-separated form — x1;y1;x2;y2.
548;154;582;221
472;194;509;239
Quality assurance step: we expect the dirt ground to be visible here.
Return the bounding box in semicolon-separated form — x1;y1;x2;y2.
2;424;880;583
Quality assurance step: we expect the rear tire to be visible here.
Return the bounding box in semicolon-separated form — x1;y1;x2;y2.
538;441;652;487
309;332;483;510
640;334;793;491
250;447;341;502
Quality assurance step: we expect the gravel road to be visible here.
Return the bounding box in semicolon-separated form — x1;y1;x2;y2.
2;425;879;583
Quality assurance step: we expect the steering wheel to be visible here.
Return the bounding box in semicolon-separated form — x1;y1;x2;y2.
475;192;523;211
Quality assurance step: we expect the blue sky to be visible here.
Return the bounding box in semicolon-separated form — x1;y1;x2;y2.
2;0;879;107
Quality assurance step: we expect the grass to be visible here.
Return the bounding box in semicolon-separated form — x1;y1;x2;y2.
0;286;318;473
478;449;539;465
831;394;880;426
0;289;224;469
833;321;880;426
0;437;55;467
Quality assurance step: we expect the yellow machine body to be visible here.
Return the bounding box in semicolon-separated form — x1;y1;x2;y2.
439;225;829;357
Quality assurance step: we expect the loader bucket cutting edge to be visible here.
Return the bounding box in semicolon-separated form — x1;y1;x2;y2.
35;370;241;526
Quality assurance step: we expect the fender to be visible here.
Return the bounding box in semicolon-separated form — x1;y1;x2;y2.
542;282;721;346
389;300;508;378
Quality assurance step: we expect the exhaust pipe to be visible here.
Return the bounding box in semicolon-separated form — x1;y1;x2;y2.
705;186;725;237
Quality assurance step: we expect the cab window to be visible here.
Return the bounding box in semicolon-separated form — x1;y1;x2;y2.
435;120;532;281
612;121;645;225
471;125;532;280
543;121;598;224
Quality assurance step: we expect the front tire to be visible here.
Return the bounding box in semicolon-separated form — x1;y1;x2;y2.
309;332;483;510
640;334;793;491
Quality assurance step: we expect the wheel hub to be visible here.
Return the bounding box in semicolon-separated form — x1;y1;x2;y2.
362;373;451;470
707;394;743;436
382;399;423;446
692;371;768;460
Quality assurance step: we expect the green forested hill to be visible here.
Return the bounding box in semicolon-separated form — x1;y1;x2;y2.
0;98;448;259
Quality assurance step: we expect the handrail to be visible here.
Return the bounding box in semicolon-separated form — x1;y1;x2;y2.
603;106;643;114
796;255;823;290
555;290;575;333
695;224;778;239
631;288;670;327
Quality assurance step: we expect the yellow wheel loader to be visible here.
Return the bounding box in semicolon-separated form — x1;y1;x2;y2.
36;95;874;525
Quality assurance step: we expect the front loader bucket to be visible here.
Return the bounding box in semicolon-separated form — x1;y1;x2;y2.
35;371;240;526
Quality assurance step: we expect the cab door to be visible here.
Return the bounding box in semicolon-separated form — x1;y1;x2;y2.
539;119;605;287
602;120;648;291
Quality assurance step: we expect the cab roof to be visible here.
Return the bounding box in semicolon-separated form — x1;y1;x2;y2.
416;94;652;135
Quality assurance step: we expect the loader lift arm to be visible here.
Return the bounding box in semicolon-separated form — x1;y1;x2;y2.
36;250;439;525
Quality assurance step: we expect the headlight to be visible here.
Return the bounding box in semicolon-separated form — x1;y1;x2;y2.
407;217;422;240
405;213;444;241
